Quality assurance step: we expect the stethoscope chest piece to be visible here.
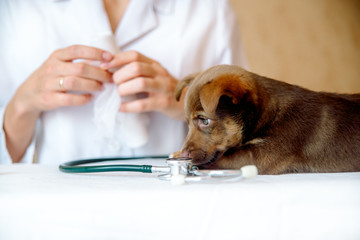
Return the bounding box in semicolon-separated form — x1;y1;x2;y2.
157;157;193;181
157;157;258;185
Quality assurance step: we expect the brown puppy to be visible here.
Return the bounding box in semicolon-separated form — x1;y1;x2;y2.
174;65;360;174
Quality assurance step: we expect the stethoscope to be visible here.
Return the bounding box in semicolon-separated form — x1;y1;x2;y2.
59;156;258;185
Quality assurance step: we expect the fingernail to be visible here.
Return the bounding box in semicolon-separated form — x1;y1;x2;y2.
97;83;104;90
102;52;112;61
100;62;110;69
86;94;93;101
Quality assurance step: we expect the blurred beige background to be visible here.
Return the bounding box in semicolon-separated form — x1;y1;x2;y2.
229;0;360;93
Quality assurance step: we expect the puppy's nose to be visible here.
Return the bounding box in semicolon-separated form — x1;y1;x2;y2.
180;151;190;158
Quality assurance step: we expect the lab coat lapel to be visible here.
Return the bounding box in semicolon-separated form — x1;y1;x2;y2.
115;0;158;48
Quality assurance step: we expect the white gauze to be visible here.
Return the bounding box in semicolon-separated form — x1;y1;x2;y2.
91;33;149;151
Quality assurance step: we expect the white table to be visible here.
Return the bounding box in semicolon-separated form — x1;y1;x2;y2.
1;159;360;240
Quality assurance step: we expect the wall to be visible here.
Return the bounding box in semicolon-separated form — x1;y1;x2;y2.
229;0;360;93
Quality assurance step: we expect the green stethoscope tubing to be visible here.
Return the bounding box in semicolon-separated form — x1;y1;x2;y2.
59;155;168;174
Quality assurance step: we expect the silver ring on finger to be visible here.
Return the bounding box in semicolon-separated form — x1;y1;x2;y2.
59;77;65;90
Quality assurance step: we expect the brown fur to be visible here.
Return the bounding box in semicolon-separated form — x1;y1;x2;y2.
174;65;360;174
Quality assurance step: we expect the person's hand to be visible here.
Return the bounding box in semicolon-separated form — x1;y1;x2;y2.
3;45;113;162
12;45;113;118
100;51;185;120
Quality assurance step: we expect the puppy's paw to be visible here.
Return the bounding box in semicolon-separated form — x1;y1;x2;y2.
169;150;181;158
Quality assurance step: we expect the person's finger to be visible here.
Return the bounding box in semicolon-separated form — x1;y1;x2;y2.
117;77;164;96
54;76;103;92
119;94;173;113
53;45;113;62
100;51;153;69
119;98;153;113
61;62;113;83
52;92;93;107
112;62;157;84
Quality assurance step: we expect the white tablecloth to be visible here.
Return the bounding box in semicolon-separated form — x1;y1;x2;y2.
1;159;360;240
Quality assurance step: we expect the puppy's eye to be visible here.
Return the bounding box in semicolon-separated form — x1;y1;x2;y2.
198;117;211;127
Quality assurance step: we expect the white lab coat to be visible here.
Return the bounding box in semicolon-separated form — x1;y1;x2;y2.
0;0;247;164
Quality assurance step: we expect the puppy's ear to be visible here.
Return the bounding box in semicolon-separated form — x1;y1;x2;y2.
175;72;200;101
199;74;256;114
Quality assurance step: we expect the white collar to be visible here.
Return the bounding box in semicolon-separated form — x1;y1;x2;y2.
52;0;159;48
114;0;157;48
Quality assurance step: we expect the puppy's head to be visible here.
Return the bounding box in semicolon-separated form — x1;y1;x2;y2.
175;65;260;167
